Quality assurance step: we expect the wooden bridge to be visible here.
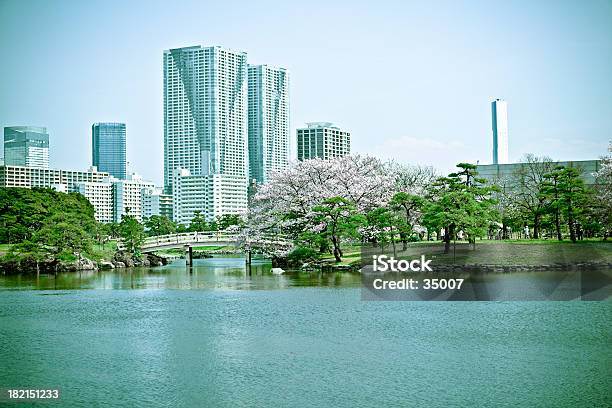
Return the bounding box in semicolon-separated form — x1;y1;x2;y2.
117;230;293;265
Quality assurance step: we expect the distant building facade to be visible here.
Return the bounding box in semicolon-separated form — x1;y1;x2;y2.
491;99;509;164
142;187;173;220
92;122;127;179
111;173;154;223
297;122;350;161
0;165;108;189
74;181;114;223
477;159;601;187
248;64;290;184
3;126;49;169
172;168;247;226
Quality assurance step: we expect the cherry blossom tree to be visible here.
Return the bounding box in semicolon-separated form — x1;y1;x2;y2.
249;155;394;239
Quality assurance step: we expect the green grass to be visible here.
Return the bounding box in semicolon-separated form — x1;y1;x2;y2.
387;240;612;265
84;241;118;262
321;240;612;266
0;244;13;253
192;245;231;251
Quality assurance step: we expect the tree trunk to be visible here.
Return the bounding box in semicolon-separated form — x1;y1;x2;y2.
568;205;576;243
554;210;562;241
400;231;408;251
331;235;342;262
444;226;450;254
533;214;540;239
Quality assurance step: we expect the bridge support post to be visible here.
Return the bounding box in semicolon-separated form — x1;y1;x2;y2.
246;249;252;275
185;245;193;266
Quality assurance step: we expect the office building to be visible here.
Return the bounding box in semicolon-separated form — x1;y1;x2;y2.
248;64;290;184
492;99;509;164
92;122;127;179
4;126;49;169
297;122;350;161
163;45;249;219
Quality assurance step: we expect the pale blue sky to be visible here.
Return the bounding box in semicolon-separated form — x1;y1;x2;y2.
1;0;610;183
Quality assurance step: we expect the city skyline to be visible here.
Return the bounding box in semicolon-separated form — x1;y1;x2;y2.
0;0;610;184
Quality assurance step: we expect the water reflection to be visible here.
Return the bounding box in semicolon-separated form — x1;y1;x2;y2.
0;256;364;290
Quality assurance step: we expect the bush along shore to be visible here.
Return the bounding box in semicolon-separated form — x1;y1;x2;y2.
0;251;169;275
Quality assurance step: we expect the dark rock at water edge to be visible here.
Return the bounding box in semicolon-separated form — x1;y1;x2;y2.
112;251;168;268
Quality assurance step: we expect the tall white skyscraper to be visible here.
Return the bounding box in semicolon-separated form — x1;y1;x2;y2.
491;99;509;164
163;45;248;220
248;65;290;184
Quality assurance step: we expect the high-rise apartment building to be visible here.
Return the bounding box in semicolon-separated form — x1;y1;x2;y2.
142;187;173;220
163;45;248;219
297;122;350;161
111;173;154;223
3;126;49;169
491;99;509;164
248;65;290;184
92;122;127;179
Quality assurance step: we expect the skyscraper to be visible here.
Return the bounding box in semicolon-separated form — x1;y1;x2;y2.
297;122;351;161
491;99;509;164
163;45;248;220
248;65;290;184
3;126;49;169
92;122;126;179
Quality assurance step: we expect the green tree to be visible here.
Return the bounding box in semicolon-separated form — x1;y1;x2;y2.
217;214;244;230
541;166;564;241
423;163;498;253
542;166;588;243
189;211;209;232
389;192;425;249
119;211;145;254
308;197;365;262
145;215;176;236
366;206;404;256
0;188;96;244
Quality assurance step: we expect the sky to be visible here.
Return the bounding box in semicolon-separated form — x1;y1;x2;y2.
0;0;610;184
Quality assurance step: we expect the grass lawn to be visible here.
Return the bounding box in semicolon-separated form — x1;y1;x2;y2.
377;240;612;265
192;245;231;251
323;240;612;266
85;241;118;262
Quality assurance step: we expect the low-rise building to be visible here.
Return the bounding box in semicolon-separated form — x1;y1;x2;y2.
172;168;247;226
74;181;113;223
477;159;601;187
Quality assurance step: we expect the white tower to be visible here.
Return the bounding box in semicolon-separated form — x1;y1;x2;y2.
491;99;509;164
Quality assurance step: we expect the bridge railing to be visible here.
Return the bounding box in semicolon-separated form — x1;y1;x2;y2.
117;230;293;252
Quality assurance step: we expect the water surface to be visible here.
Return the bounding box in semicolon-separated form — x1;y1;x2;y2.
0;257;610;407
